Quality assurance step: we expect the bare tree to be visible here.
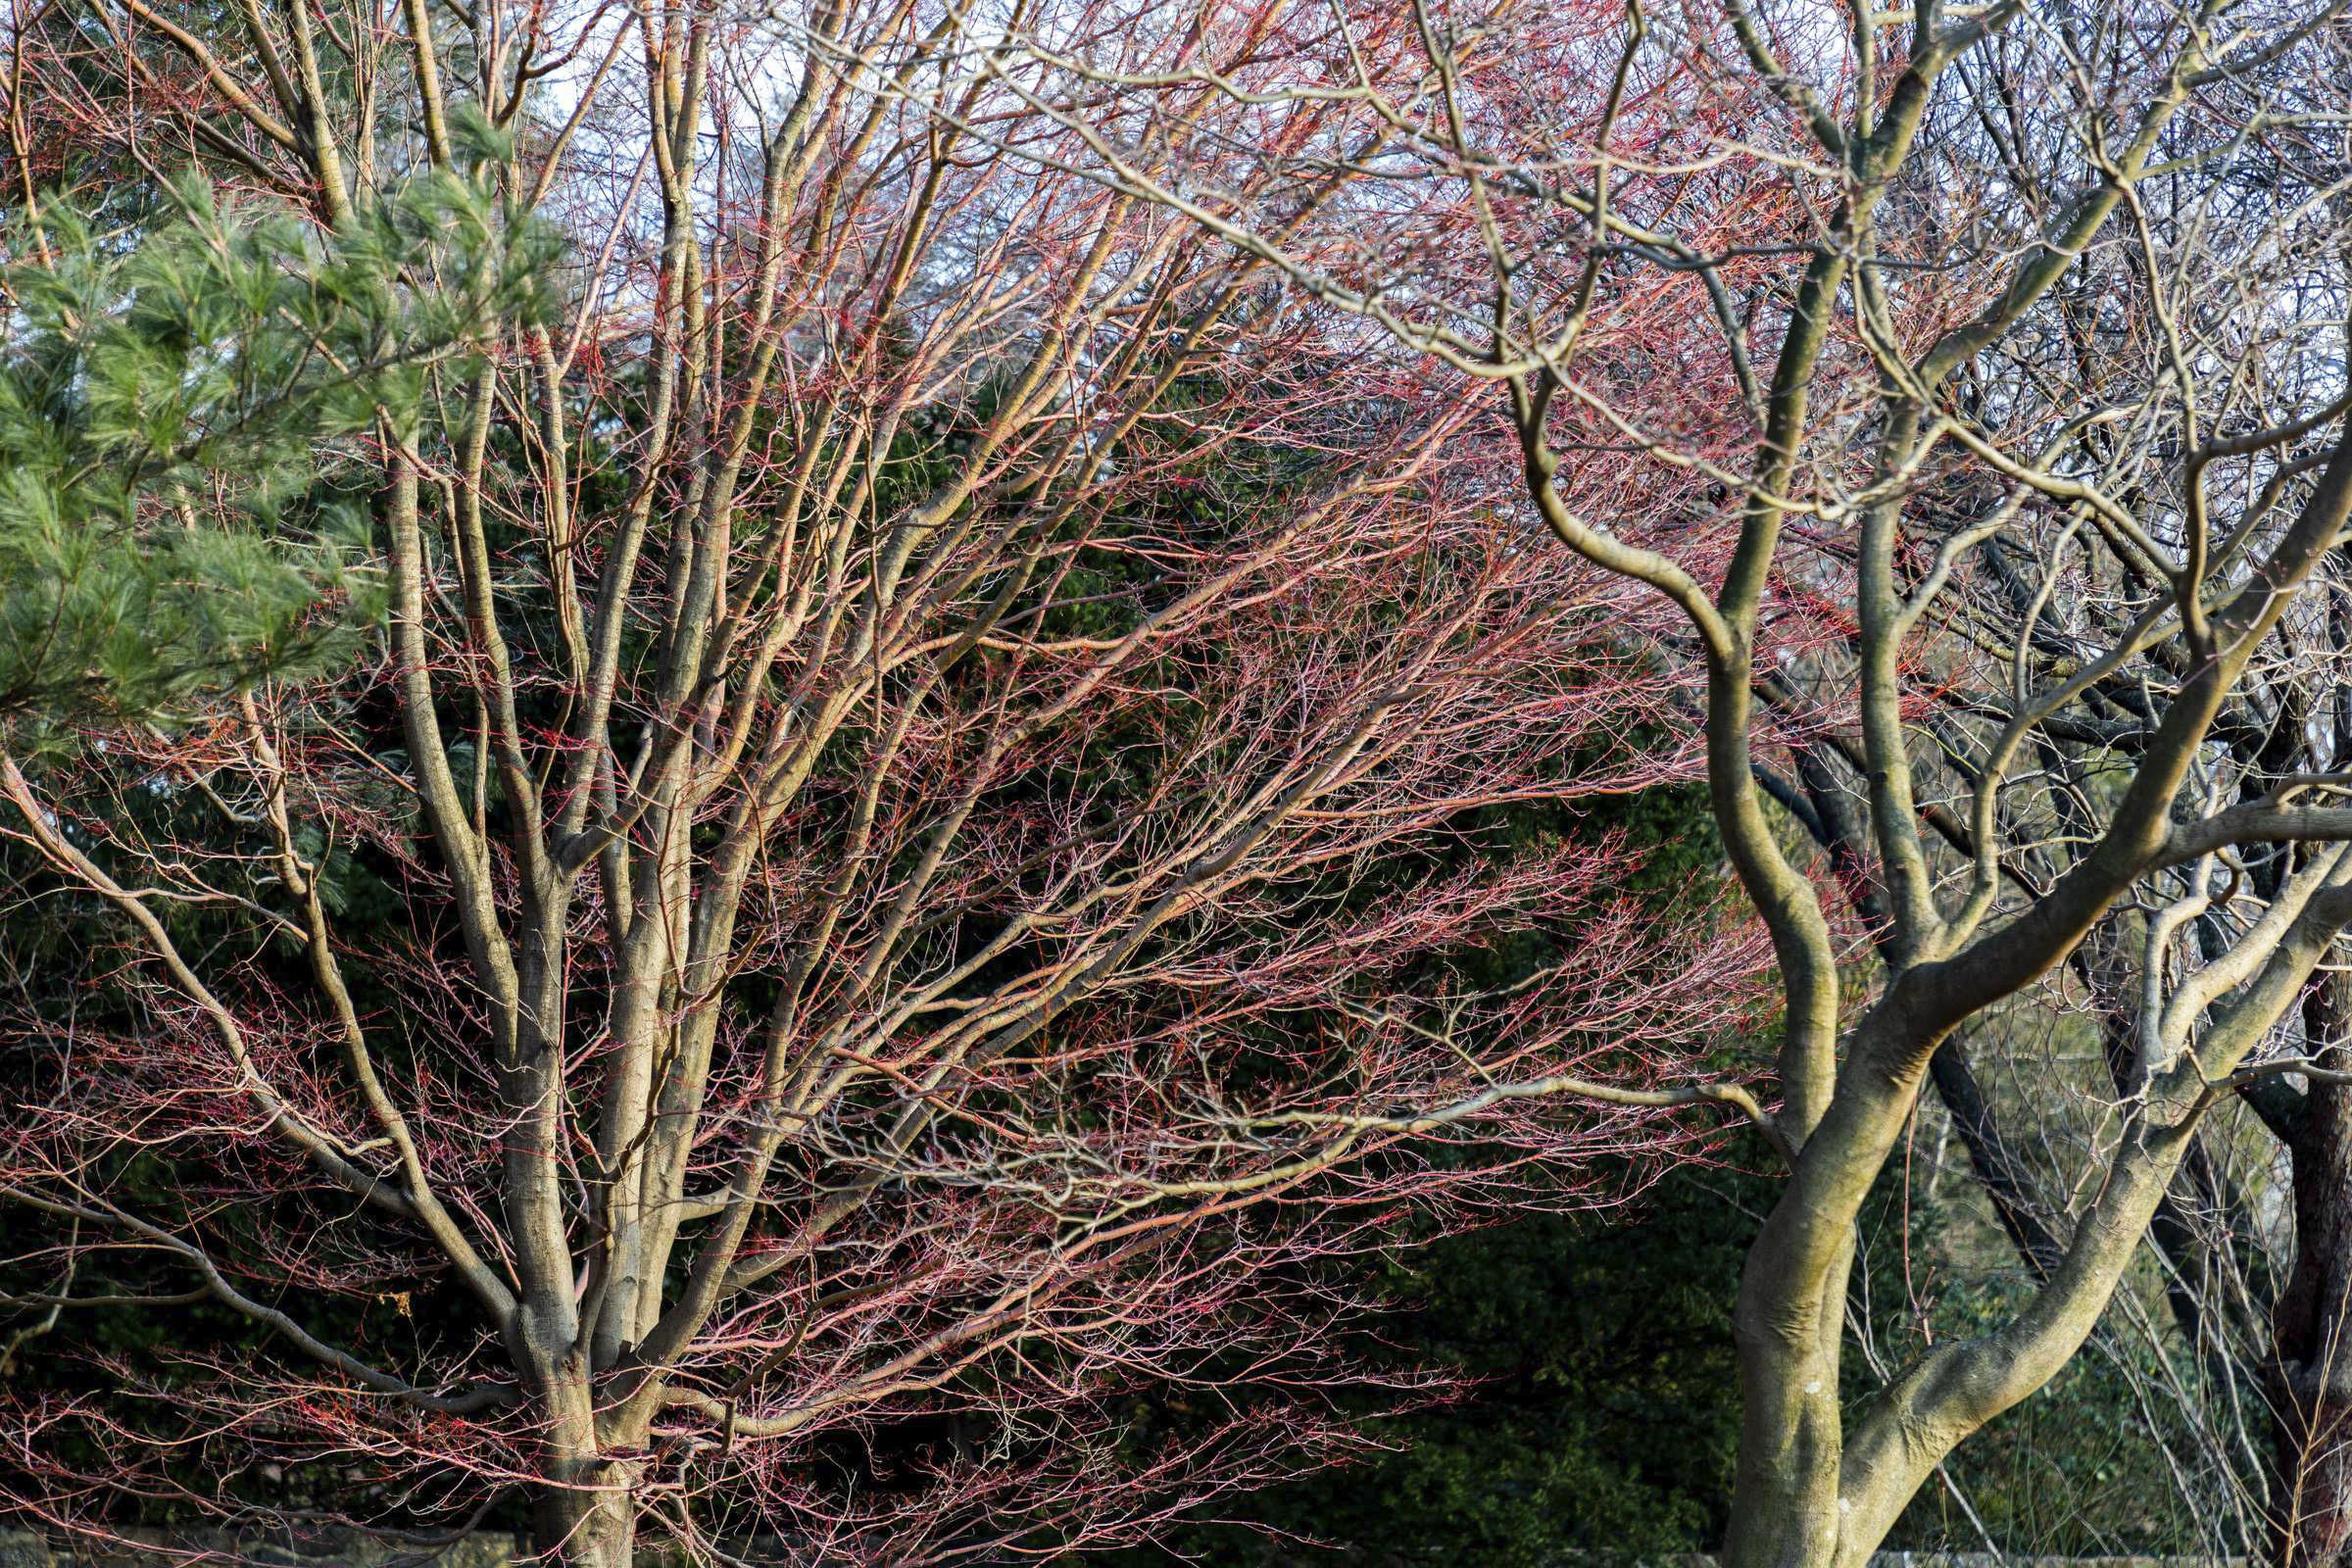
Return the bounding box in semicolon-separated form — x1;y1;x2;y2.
982;0;2352;1560
0;0;1773;1562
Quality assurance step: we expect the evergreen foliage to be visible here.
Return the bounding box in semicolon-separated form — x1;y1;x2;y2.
0;168;549;727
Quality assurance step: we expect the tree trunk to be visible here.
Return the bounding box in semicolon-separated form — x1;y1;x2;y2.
2272;984;2352;1567
533;1461;638;1568
1722;1195;1859;1568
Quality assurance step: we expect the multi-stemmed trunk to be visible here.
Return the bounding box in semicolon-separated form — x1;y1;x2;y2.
1716;808;2352;1567
523;1348;646;1568
1720;1099;2223;1568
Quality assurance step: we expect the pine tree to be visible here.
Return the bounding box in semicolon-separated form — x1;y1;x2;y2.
0;168;547;727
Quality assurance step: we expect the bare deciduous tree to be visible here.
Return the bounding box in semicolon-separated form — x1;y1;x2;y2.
0;0;1769;1561
987;0;2352;1559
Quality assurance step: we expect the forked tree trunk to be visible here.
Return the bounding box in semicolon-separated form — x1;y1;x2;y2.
532;1365;638;1568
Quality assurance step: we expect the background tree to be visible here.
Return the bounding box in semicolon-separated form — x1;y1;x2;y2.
0;180;455;724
